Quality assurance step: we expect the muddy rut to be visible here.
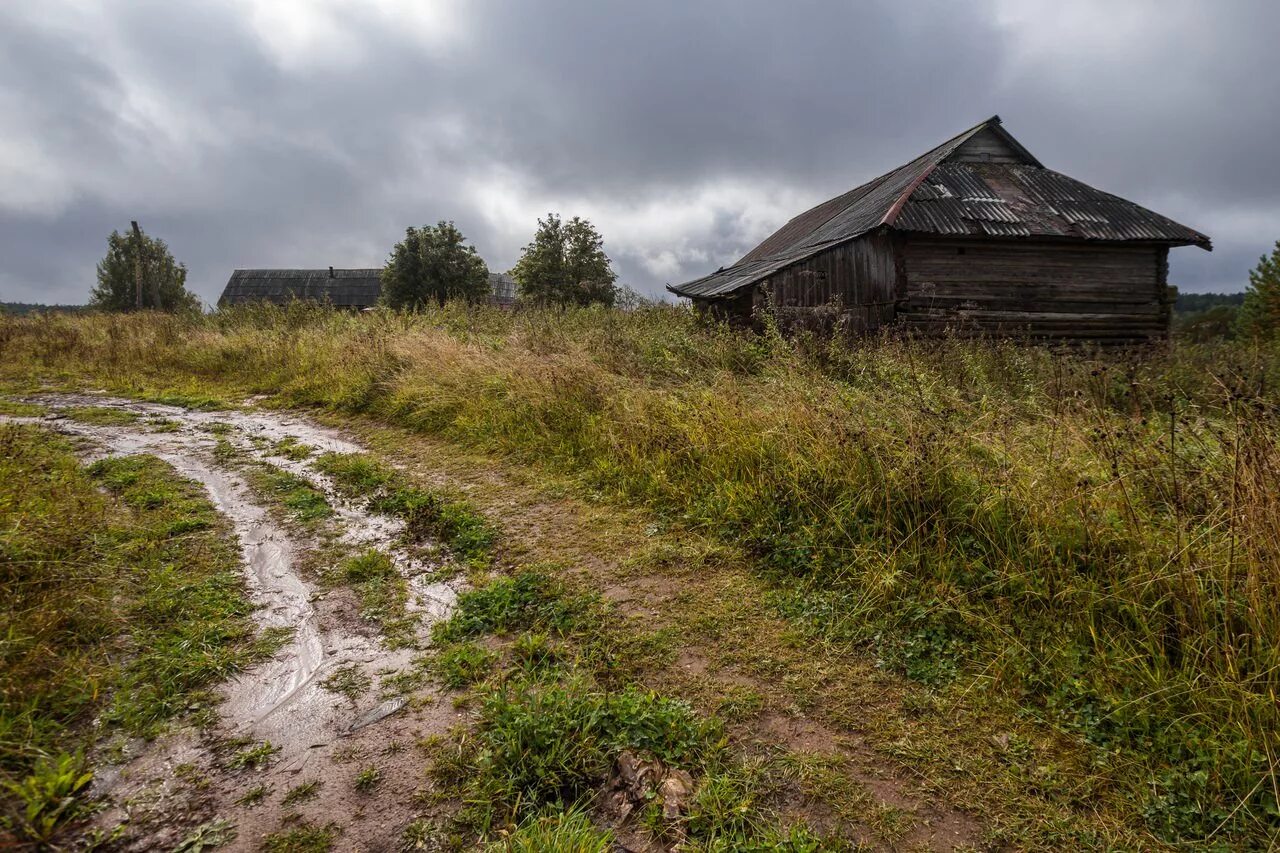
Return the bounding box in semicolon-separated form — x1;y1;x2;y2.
18;396;465;851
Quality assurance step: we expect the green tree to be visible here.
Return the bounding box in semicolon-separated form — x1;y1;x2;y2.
90;227;199;312
381;222;490;309
1236;240;1280;339
511;214;617;307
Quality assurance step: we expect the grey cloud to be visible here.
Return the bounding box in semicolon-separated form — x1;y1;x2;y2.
0;0;1276;305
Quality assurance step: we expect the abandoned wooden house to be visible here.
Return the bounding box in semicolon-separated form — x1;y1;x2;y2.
218;268;518;309
668;116;1211;342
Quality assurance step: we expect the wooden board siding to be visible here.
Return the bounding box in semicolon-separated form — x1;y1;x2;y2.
899;239;1170;341
950;127;1027;164
761;231;898;331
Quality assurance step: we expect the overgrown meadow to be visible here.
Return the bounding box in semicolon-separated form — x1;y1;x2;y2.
2;303;1278;845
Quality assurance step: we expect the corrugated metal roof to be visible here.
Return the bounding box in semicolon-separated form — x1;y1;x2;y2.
669;116;1211;300
895;162;1212;245
219;269;520;307
220;269;383;307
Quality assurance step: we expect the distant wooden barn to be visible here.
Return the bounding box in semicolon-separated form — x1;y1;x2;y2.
218;268;518;309
668;116;1211;342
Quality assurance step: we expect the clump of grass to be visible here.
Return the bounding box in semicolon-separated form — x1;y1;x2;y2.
140;390;229;411
282;779;322;806
272;436;313;461
432;642;498;688
326;549;416;647
315;452;496;564
0;399;45;417
261;822;339;852
320;664;371;701
145;416;181;432
512;632;561;674
353;766;381;792
236;783;272;806
433;569;595;644
225;741;280;771
253;466;331;524
433;674;721;831
489;809;612;852
1;751;93;845
63;405;137;425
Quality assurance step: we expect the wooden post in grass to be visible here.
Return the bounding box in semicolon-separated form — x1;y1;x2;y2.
131;220;144;310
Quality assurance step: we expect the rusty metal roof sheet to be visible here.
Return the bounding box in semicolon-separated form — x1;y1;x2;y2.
669;117;1211;300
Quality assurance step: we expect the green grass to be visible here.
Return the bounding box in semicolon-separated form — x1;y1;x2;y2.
428;572;839;848
353;766;381;792
488;809;613;852
0;426;263;843
63;404;137;425
432;642;498;688
328;549;415;647
225;741;281;771
319;665;371;702
260;823;339;852
2;301;1280;844
249;466;331;524
272;436;313;461
0;399;45;417
432;569;595;644
315;452;496;564
281;779;322;806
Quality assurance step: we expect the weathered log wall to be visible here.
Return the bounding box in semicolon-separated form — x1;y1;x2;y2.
760;231;898;332
897;238;1170;342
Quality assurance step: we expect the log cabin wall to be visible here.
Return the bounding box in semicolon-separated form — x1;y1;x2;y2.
760;230;898;332
897;238;1171;342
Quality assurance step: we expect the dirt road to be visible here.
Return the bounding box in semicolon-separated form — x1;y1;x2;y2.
15;396;464;851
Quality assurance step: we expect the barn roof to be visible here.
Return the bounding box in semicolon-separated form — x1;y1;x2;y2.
669;116;1211;300
219;268;520;307
220;268;383;307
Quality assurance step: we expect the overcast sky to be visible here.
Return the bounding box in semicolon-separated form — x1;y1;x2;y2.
2;0;1277;306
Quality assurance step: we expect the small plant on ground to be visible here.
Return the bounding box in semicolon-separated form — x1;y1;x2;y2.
261;822;340;852
173;818;237;852
255;467;331;523
320;664;372;702
354;766;382;792
236;783;272;806
329;549;415;646
272;436;314;460
1;751;94;845
226;741;280;771
282;779;323;806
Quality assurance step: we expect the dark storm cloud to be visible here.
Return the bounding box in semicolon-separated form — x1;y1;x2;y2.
1;0;1276;305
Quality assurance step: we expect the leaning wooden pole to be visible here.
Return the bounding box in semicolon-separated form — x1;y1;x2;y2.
131;220;144;310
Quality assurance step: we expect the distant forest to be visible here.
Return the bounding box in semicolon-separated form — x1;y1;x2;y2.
1175;291;1246;313
0;302;87;315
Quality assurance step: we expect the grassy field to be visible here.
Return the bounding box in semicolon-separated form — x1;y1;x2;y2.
1;304;1277;847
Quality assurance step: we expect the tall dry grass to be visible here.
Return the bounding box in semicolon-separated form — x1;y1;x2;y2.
2;302;1278;843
